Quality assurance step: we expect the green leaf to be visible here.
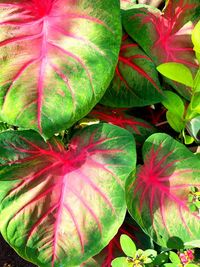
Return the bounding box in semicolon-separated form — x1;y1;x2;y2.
182;130;194;145
111;257;130;267
166;111;185;132
162;91;185;117
191;92;200;113
142;249;157;263
192;20;200;53
194;70;200;92
162;91;185;132
153;252;169;265
120;234;137;257
169;251;181;264
189;203;197;212
157;63;194;87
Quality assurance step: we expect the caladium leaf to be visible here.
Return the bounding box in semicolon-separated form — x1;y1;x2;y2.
101;34;163;107
122;2;199;99
0;0;121;138
89;105;157;145
0;123;136;266
123;2;198;66
126;133;200;248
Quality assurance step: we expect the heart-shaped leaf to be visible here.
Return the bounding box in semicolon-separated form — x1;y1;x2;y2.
122;2;199;99
126;133;200;248
0;0;121;138
0;123;136;266
101;34;162;107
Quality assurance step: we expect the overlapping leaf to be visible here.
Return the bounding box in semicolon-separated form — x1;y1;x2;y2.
126;133;200;248
0;123;136;266
122;1;199;99
0;0;121;138
89;105;157;145
100;35;163;107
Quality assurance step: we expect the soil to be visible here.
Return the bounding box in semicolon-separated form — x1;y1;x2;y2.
0;234;36;267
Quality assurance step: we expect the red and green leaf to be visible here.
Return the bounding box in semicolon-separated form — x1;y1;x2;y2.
100;34;163;107
89;105;157;145
126;133;200;248
0;123;136;266
0;0;121;138
122;1;199;99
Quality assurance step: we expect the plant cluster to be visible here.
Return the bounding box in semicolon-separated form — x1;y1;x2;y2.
0;0;199;267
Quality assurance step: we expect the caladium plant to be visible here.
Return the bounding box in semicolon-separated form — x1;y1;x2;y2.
0;1;199;267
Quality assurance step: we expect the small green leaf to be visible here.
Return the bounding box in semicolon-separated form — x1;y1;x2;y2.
157;63;194;87
166;111;185;132
189;203;197;212
182;131;194;145
192;20;200;53
191;92;200;113
111;257;130;267
143;249;157;263
188;193;194;202
153;252;169;265
120;234;137;257
194;70;200;92
169;251;181;264
162;91;185;117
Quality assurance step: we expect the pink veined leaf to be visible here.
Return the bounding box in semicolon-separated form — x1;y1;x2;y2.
0;123;136;266
0;0;121;138
126;133;200;248
124;2;198;66
100;34;163;107
89;105;156;145
122;1;199;99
